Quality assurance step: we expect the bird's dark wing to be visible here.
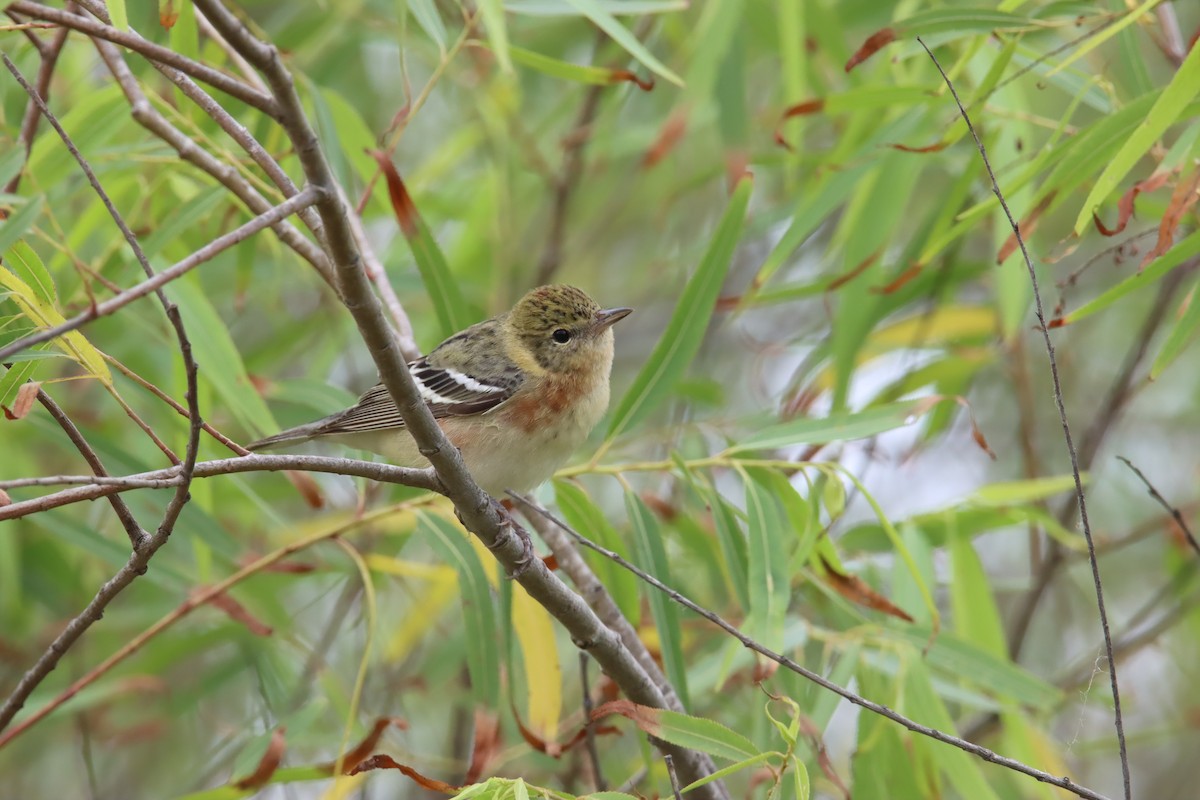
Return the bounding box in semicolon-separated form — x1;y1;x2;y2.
316;358;523;435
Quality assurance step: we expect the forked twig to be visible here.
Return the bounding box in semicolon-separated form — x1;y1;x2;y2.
916;37;1130;800
1117;456;1200;559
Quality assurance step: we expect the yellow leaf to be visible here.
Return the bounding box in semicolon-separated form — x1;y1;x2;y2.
0;258;111;385
512;583;561;743
366;554;459;662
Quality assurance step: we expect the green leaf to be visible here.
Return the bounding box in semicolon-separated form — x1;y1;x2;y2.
420;511;500;705
509;45;650;87
562;0;684;87
633;706;760;761
1075;42;1200;233
624;491;689;709
742;469;791;651
948;531;1006;659
553;479;641;625
403;0;447;52
1;236;55;307
726;399;931;453
1151;279;1200;378
0;358;41;408
167;274;277;436
0;196;44;260
478;0;512;72
108;0;129;30
971;474;1083;505
507;0;686;13
607;176;751;439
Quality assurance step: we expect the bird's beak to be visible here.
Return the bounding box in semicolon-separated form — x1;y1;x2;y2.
592;306;632;334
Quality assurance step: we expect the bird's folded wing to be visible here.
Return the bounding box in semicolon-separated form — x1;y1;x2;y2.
317;359;520;434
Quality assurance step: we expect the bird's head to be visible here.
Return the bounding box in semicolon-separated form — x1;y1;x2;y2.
507;284;632;375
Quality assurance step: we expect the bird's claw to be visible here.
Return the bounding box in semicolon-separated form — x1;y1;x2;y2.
484;498;536;579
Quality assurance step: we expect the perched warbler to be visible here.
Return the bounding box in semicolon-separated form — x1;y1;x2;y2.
248;284;632;496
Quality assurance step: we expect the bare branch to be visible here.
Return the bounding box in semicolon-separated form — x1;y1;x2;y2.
3;2;69;194
0;190;319;364
8;0;279;114
0;453;442;522
521;501;1114;800
1117;456;1200;559
917;38;1130;800
34;389;149;548
90;36;334;283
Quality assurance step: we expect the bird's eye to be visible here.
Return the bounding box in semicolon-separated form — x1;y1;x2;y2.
552;328;572;344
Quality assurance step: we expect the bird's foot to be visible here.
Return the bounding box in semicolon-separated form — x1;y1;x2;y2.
485;497;536;579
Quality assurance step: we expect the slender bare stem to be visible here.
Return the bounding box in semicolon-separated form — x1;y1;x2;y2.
0;190;319;364
1117;456;1200;559
522;501;1113;800
917;37;1130;800
8;0;278;114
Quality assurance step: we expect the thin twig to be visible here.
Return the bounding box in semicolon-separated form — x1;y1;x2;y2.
579;652;607;791
0;190;319;364
91;37;334;283
916;37;1130;800
0;453;442;522
8;0;278;114
1008;270;1187;656
664;755;683;800
1117;456;1200;559
33;389;149;548
519;501;1112;800
3;3;70;195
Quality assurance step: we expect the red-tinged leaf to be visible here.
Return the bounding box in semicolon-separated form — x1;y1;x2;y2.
159;0;179;28
1093;171;1172;236
233;726;286;790
845;28;896;72
826;250;881;291
725;151;750;192
1047;317;1066;329
642;108;688;169
511;698;562;757
465;709;501;783
1143;168;1200;270
797;715;851;800
819;556;914;622
610;69;654;91
0;488;10;507
590;699;662;735
9;381;40;420
368;150;420;237
889;140;949;153
951;396;997;460
204;591;273;636
347;755;459;792
285;469;325;509
540;553;558;571
871;263;922;294
997;193;1054;263
334;717;408;773
774;99;826;151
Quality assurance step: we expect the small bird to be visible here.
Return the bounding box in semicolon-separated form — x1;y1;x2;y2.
247;285;631;498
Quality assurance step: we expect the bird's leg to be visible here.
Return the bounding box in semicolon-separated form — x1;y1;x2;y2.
456;497;536;579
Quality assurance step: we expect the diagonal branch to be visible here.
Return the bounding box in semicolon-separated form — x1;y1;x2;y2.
190;2;727;793
521;501;1114;800
917;37;1131;800
34;388;148;548
0;190;318;364
8;0;278;114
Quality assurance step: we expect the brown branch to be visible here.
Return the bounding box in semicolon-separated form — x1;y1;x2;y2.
578;652;606;792
1117;456;1200;559
8;0;278;114
190;3;726;793
0;50;207;735
0;190;319;364
916;38;1131;800
90;36;334;283
3;2;70;195
33;388;148;546
519;501;1113;800
1007;271;1187;656
0;453;442;522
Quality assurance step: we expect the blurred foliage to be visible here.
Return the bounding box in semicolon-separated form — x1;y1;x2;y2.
3;0;1200;798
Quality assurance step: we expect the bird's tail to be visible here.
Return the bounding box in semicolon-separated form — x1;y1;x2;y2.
246;421;327;452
